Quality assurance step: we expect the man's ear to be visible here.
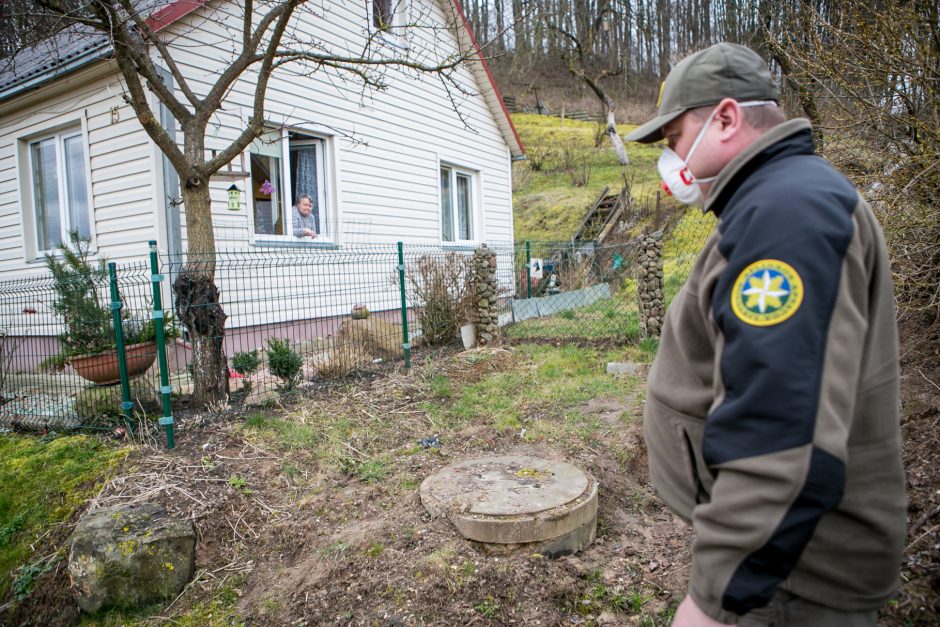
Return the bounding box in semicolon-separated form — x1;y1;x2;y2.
714;98;743;139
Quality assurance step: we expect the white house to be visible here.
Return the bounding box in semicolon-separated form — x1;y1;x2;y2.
0;0;525;365
0;0;523;274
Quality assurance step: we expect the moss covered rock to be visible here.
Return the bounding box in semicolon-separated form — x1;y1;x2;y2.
67;503;195;614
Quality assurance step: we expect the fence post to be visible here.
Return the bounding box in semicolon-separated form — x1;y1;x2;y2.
397;242;411;370
148;241;175;450
108;262;134;431
525;240;532;299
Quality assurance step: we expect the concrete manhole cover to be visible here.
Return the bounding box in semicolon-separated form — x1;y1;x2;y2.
420;455;598;556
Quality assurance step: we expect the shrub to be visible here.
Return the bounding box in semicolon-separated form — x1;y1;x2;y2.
406;254;474;346
266;338;302;389
44;231;112;357
232;350;261;390
44;231;176;358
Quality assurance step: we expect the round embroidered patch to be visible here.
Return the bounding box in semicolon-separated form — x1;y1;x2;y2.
731;259;803;326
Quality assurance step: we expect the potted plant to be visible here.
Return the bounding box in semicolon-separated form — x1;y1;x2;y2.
45;232;175;385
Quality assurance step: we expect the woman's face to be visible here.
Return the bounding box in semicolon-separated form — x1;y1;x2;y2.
297;198;313;216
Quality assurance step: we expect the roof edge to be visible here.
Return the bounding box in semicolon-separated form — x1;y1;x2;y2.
448;0;524;158
147;0;211;32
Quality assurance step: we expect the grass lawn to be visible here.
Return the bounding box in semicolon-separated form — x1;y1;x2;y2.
0;434;129;600
511;113;665;242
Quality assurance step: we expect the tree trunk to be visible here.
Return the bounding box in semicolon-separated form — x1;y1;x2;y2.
605;106;629;165
173;183;228;406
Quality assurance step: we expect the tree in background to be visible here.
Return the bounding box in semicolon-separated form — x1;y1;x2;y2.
548;0;630;165
15;0;480;406
765;0;939;313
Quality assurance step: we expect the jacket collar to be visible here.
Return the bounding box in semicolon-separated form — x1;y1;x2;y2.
703;118;815;216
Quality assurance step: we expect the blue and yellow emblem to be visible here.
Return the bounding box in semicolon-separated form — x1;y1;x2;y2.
731;259;803;326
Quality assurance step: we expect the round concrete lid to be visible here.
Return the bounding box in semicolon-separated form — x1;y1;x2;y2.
420;455;598;545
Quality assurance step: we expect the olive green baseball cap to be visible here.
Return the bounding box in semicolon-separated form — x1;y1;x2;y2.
625;42;778;143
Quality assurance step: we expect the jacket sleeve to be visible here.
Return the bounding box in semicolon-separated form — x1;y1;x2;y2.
688;183;867;622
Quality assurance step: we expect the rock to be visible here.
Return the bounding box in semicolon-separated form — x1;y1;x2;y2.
606;362;643;376
68;503;195;614
350;304;370;320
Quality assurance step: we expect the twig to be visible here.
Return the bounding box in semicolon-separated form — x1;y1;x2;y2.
906;522;940;553
916;368;940;392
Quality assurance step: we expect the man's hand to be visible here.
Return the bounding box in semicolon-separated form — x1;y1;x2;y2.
671;596;735;626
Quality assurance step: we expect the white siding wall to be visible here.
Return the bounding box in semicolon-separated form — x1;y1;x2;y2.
0;68;158;277
163;0;514;249
0;0;516;334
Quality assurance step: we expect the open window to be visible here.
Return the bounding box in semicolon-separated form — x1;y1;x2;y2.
24;127;92;254
249;128;330;243
440;164;476;244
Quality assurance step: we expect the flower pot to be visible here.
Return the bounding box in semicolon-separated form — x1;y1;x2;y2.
70;342;158;385
460;323;477;350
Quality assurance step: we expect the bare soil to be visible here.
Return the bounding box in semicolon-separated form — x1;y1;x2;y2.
7;316;939;626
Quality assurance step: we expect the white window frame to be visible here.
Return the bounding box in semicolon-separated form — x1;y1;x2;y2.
248;127;332;245
21;124;94;258
439;163;478;245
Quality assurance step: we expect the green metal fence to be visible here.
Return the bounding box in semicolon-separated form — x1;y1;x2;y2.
0;208;715;441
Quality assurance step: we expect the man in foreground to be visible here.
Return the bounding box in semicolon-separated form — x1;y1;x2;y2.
625;42;905;626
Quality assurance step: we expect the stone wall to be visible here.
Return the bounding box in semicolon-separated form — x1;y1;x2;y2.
635;234;664;338
473;246;499;345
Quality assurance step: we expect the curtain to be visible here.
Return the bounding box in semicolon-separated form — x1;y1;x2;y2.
293;147;319;233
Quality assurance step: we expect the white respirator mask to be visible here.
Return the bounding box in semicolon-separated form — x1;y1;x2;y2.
658;100;777;205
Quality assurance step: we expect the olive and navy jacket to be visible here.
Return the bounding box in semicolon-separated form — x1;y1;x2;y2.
643;119;906;623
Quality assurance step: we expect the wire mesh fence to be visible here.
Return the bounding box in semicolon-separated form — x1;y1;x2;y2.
0;208;715;437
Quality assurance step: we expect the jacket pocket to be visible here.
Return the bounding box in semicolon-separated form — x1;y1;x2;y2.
644;395;713;522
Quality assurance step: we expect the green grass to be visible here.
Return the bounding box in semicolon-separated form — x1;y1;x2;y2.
508;113;715;344
241;412;319;449
511;113;664;242
0;434;130;599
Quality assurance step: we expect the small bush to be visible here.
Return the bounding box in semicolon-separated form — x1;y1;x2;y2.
267;338;303;389
232;350;261;390
406;254;475;346
526;145;554;172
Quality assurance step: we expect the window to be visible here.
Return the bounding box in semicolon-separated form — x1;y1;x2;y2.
373;0;393;29
372;0;407;36
27;129;91;252
440;165;475;243
250;129;329;241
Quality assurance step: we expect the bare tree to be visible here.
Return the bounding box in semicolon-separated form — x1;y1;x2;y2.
22;0;480;405
548;1;630;165
765;0;940;312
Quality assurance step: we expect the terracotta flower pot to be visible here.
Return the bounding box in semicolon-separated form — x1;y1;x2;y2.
70;342;158;385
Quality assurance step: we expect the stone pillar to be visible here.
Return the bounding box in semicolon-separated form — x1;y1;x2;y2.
636;234;664;338
473;246;500;345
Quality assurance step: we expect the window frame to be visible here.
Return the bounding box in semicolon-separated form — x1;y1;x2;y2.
439;163;478;245
21;124;94;258
248;127;332;245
